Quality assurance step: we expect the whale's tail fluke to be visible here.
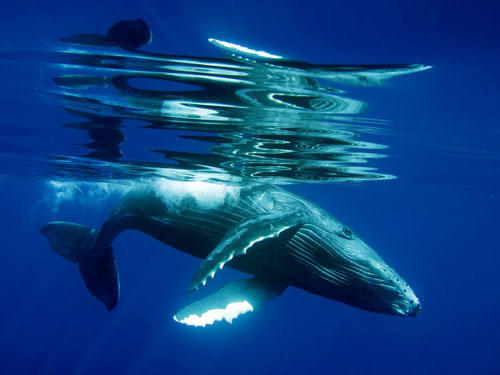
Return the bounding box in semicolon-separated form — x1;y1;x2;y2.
78;249;119;311
41;222;120;311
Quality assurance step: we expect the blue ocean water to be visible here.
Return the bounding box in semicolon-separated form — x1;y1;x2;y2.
0;1;499;374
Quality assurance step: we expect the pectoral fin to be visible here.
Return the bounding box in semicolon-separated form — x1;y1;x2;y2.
189;210;305;292
174;277;286;327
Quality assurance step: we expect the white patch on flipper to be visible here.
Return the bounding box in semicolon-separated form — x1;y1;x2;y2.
194;223;298;290
152;179;240;211
173;301;254;327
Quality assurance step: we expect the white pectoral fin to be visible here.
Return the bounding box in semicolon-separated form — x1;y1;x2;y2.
188;210;305;291
174;278;286;327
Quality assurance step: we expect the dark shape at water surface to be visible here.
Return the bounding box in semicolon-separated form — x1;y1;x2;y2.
105;18;152;50
60;18;152;50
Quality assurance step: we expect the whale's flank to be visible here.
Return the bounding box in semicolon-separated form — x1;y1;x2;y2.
41;182;420;325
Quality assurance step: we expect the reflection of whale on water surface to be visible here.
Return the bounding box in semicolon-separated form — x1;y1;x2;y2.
41;180;420;327
61;109;125;161
105;18;152;50
49;30;430;182
60;18;152;50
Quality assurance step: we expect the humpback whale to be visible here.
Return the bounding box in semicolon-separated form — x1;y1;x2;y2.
41;180;420;327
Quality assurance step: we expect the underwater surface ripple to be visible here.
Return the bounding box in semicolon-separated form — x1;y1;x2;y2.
0;37;429;184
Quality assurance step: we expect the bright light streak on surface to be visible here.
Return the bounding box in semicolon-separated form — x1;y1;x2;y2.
209;38;283;59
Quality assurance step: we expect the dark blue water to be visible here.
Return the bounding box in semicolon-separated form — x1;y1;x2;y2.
1;1;499;374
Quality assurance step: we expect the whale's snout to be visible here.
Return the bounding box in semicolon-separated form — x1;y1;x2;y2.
289;217;422;318
394;286;421;317
407;300;421;317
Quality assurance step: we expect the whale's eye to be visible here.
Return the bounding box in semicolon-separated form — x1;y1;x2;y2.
340;226;353;239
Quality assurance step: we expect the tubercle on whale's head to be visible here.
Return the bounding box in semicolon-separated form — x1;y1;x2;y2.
304;219;421;318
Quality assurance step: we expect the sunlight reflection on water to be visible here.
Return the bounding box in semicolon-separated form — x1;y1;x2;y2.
0;37;430;184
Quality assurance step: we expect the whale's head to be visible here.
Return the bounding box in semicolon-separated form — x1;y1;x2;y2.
292;218;421;317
